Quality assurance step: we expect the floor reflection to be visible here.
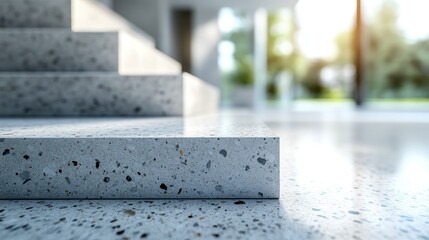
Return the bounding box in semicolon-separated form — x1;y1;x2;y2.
268;114;429;239
0;199;313;239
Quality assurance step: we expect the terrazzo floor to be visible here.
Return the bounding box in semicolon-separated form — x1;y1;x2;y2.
1;111;428;240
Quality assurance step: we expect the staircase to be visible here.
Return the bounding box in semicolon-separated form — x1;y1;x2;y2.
0;0;279;199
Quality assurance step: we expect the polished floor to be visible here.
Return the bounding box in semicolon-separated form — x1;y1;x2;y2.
1;111;428;239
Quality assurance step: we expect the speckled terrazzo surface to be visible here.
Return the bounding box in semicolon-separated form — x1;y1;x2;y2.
0;73;183;116
1;112;428;239
0;114;279;198
0;114;275;138
0;0;71;28
0;30;118;71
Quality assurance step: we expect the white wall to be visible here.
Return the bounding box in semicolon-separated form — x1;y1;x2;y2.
97;0;113;7
113;0;165;50
191;8;221;87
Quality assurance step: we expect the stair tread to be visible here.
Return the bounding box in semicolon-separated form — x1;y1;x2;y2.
0;113;279;199
0;113;276;138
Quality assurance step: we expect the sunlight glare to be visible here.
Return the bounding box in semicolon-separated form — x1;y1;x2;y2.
218;40;236;71
295;0;356;59
218;8;241;34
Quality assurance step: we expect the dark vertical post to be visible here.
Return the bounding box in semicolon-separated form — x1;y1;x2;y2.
354;0;364;106
172;9;192;73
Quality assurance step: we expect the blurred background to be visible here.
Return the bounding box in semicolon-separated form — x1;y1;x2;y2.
106;0;429;112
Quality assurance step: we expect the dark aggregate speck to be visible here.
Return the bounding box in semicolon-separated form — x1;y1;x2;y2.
141;233;149;238
257;158;267;165
219;149;227;157
2;149;10;155
348;210;360;215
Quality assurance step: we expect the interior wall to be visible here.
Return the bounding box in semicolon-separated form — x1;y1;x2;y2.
191;8;221;87
97;0;113;7
113;0;163;49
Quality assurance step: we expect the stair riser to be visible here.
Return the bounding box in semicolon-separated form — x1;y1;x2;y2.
0;74;183;116
0;137;279;199
0;0;71;28
0;31;118;72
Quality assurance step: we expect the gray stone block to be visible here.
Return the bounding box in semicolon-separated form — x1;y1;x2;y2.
0;30;118;72
0;0;71;28
0;72;218;116
0;114;279;199
0;29;181;74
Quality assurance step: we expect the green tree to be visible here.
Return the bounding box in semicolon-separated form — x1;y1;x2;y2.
408;39;429;97
365;1;429;98
221;13;254;86
266;10;299;99
303;60;329;97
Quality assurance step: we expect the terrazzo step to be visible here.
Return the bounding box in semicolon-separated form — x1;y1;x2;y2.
0;0;154;46
0;113;279;199
0;29;181;74
0;72;218;116
0;0;73;28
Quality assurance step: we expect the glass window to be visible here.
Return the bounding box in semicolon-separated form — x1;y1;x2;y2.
293;0;356;103
218;8;254;107
365;0;429;107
